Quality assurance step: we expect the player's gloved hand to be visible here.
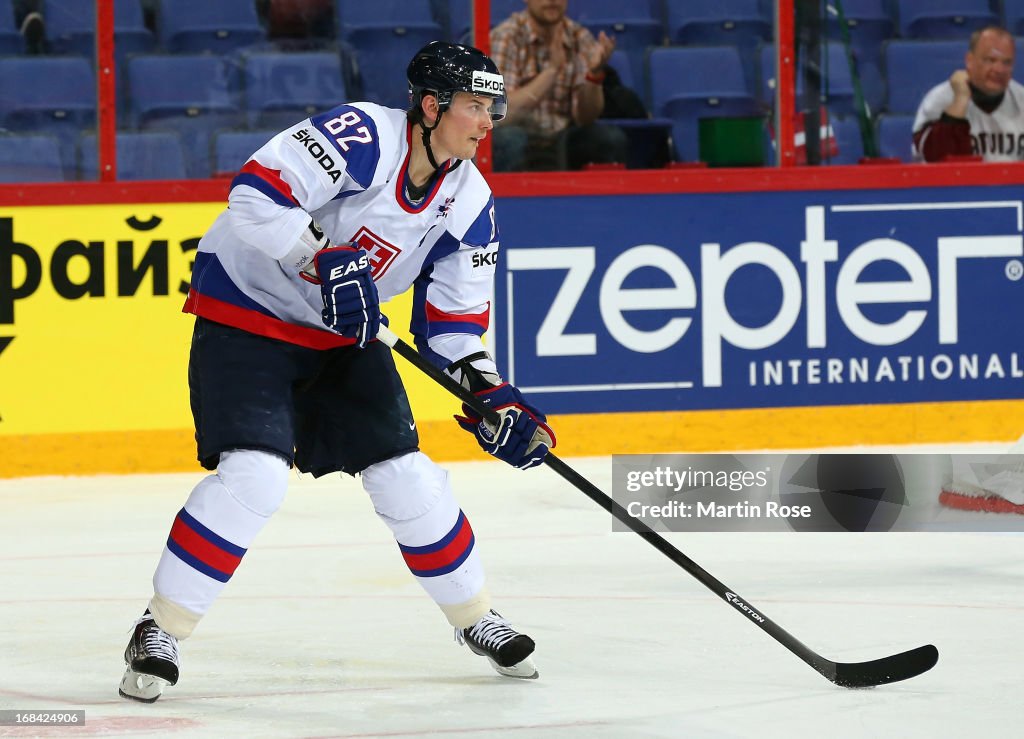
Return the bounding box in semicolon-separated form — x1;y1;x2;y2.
455;383;555;469
300;244;381;348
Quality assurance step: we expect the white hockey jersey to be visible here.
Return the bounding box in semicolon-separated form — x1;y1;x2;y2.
184;102;499;369
913;79;1024;162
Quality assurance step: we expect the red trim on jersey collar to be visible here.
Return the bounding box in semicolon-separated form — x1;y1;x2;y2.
395;122;452;214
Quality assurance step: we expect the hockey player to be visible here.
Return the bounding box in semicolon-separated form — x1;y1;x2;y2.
119;41;555;703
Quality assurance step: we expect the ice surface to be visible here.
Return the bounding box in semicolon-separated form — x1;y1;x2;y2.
0;444;1019;738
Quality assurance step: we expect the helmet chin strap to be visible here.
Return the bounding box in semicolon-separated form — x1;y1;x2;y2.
420;110;445;171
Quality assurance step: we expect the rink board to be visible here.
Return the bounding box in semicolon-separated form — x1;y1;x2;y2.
1;183;1022;476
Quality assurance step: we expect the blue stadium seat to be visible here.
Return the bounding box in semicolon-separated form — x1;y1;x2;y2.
126;54;244;178
826;0;895;49
157;0;266;53
1006;1;1024;35
47;0;155;58
0;134;65;182
0;0;23;54
759;43;861;116
126;55;241;126
338;0;440;31
440;0;471;41
569;0;664;84
666;0;769;89
666;0;769;45
78;132;188;181
825;0;896;112
0;56;95;126
346;34;442;109
45;1;154;118
0;57;95;174
876;113;917;161
896;0;998;40
883;39;965;114
339;1;443;109
244;51;347;128
212;129;279;177
648;46;760;162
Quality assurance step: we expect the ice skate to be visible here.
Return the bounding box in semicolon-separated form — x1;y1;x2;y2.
118;612;180;703
457;610;537;679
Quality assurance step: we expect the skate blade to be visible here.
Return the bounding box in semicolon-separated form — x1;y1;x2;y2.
118;667;170;703
488;655;539;680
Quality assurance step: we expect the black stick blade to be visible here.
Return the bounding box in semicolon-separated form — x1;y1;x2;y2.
829;644;939;688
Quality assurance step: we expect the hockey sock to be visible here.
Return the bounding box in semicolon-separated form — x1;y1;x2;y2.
362;451;490;628
151;450;289;638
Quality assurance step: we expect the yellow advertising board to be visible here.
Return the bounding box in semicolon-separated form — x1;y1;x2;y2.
0;202;480;477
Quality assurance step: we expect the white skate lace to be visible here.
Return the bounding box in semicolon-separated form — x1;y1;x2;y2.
136;616;178;662
456;611;518;650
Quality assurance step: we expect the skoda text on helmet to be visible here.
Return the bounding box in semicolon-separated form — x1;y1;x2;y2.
407;41;507;169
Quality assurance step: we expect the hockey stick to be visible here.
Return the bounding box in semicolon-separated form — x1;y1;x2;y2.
376;326;938;688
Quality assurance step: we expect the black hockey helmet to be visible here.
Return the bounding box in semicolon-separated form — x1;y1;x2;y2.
408;41;507;122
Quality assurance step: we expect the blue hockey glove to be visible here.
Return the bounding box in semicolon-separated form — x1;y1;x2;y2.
455;383;555;470
301;245;381;348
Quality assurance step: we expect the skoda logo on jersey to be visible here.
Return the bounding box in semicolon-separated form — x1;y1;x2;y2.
471;70;504;95
292;128;343;184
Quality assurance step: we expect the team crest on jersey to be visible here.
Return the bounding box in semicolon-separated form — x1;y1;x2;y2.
349;226;401;278
437;196;455;218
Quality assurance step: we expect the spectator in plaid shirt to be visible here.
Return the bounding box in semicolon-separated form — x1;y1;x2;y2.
489;0;628;171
